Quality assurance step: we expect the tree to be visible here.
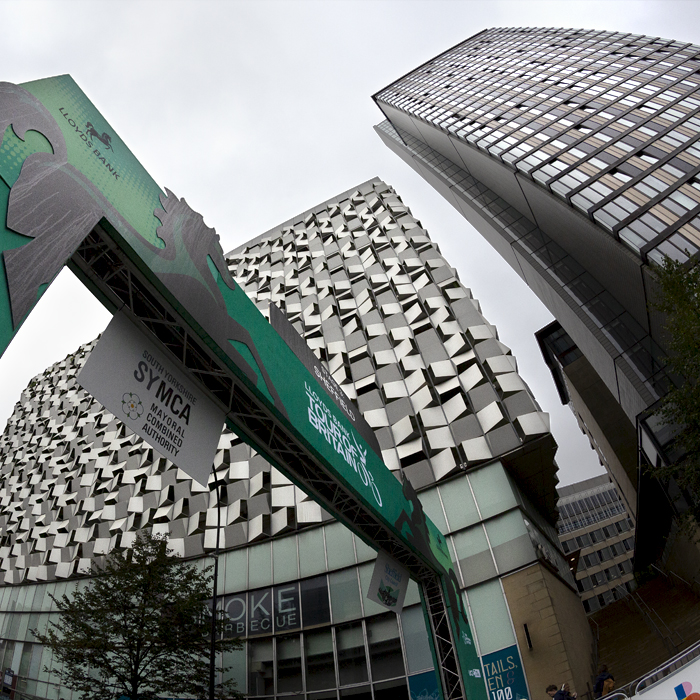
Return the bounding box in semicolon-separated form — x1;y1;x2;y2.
34;532;243;700
651;256;700;520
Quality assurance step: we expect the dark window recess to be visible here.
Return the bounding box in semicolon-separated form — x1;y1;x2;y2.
301;576;331;628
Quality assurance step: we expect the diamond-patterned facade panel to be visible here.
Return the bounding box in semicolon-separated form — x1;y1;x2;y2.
0;178;549;583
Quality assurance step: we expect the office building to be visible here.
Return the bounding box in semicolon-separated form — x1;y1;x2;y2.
373;27;700;568
0;178;591;699
557;476;636;614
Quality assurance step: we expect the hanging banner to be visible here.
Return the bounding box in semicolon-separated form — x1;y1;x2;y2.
78;310;225;485
368;551;410;613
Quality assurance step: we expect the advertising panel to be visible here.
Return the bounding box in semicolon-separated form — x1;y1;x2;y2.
0;76;486;700
77;310;225;484
481;645;529;700
368;551;410;613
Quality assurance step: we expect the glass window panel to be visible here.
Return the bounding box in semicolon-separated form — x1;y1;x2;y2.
1;642;14;677
274;583;301;633
31;587;45;613
22;588;36;612
353;534;376;563
309;692;338;700
358;562;385;618
464;580;516;655
6;613;20;639
18;643;32;677
417;488;448;534
223;548;247;595
484;510;528;547
248;588;273;637
36;646;51;683
330;568;362;623
337;621;368;686
15;587;27;611
222;644;246;696
223;591;247;638
374;678;410;700
301;576;331;628
404;578;421;607
367;613;405;681
487;512;536;573
401;605;433;673
326;524;356;571
305;628;336;690
452;525;496;587
27;613;40;641
453;525;490;559
273;536;298;584
248;543;272;589
276;634;302;693
248;638;274;697
469;462;518;518
438;477;479;531
340;685;372;698
299;527;327;578
48;583;64;612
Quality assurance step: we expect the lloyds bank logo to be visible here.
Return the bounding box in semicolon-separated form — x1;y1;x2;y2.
58;107;121;180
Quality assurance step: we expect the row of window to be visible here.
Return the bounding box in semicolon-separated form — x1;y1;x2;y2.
576;538;635;569
582;581;636;613
378;28;700;264
0;608;430;700
560;519;633;551
557;486;630;534
576;563;631;593
379;120;671;399
244;609;430;697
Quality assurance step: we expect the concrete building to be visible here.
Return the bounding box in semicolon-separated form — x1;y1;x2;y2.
373;27;700;569
0;178;593;699
557;475;636;614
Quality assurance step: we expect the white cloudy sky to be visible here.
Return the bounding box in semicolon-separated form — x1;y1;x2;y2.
1;0;697;485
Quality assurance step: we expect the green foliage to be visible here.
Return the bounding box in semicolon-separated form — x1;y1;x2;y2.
652;257;700;515
33;532;242;700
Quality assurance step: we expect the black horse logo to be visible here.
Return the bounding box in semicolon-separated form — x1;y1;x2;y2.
86;121;113;151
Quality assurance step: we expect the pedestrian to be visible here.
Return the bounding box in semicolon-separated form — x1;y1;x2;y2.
594;665;615;698
547;686;558;698
555;682;578;700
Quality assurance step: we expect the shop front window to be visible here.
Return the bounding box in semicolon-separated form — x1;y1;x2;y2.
337;621;368;686
305;627;336;691
367;613;405;682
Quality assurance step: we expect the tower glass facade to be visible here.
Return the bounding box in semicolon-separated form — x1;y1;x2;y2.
0;178;589;699
375;27;700;264
373;28;700;567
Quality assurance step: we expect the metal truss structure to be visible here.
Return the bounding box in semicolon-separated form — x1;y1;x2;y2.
70;219;467;697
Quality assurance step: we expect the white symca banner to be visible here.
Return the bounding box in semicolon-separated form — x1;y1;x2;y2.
78;310;225;485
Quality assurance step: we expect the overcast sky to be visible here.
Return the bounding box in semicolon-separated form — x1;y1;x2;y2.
2;0;698;486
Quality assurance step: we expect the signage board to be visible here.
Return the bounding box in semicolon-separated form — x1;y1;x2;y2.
368;551;410;613
78;310;225;485
0;76;486;700
481;645;529;700
268;302;382;459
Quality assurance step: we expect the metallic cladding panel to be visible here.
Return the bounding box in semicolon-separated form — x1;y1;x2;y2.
0;177;557;586
447;137;535;220
515;174;649;331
